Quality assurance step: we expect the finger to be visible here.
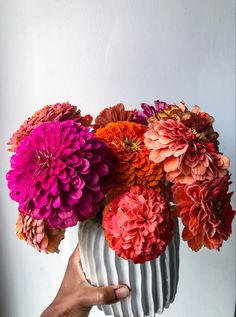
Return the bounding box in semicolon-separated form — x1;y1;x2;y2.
66;244;88;283
70;243;81;261
79;285;130;307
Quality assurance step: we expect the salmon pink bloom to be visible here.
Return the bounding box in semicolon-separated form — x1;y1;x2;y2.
102;185;173;263
16;213;65;253
145;119;229;184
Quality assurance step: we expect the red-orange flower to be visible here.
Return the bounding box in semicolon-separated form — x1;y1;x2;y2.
16;213;65;253
172;175;235;251
95;121;163;198
102;186;173;263
145;119;229;184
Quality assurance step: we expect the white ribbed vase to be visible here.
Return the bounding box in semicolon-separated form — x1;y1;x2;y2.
78;219;180;317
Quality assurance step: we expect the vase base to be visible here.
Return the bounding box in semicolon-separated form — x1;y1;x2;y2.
79;219;180;317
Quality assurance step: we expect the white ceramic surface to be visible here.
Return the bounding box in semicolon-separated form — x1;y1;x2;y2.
79;219;180;317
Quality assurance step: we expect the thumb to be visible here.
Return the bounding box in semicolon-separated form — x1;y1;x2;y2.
81;285;130;307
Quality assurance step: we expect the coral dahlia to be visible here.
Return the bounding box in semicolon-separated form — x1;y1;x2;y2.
7;120;113;228
102;186;174;263
16;213;65;253
8;102;92;152
144;118;229;184
95;121;163;198
172;175;235;251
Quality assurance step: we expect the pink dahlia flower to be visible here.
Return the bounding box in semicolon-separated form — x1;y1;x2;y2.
102;186;173;263
7;102;92;152
172;175;235;251
7;120;113;228
16;213;65;253
144;119;229;184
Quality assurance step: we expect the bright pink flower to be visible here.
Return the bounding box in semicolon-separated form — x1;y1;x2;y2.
102;186;173;263
7;102;92;152
7;121;113;228
172;175;235;251
144;119;229;184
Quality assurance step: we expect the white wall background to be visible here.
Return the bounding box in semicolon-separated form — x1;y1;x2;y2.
0;1;235;316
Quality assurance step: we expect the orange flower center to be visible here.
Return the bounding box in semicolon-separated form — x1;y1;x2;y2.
121;137;142;152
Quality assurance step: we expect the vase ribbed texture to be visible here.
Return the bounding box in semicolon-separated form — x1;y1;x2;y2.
78;219;180;317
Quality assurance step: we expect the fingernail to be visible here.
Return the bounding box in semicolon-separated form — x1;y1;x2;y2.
115;286;130;299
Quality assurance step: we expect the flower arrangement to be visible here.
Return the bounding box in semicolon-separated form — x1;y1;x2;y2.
7;101;235;261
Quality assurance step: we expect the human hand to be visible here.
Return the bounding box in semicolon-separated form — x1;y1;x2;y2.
40;244;130;317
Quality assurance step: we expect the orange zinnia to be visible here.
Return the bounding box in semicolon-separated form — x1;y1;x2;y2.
95;121;163;198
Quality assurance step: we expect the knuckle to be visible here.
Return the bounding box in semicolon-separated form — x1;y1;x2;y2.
97;289;114;304
97;291;107;303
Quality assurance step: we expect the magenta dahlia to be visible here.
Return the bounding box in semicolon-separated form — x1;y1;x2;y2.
7;120;113;228
102;185;174;263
